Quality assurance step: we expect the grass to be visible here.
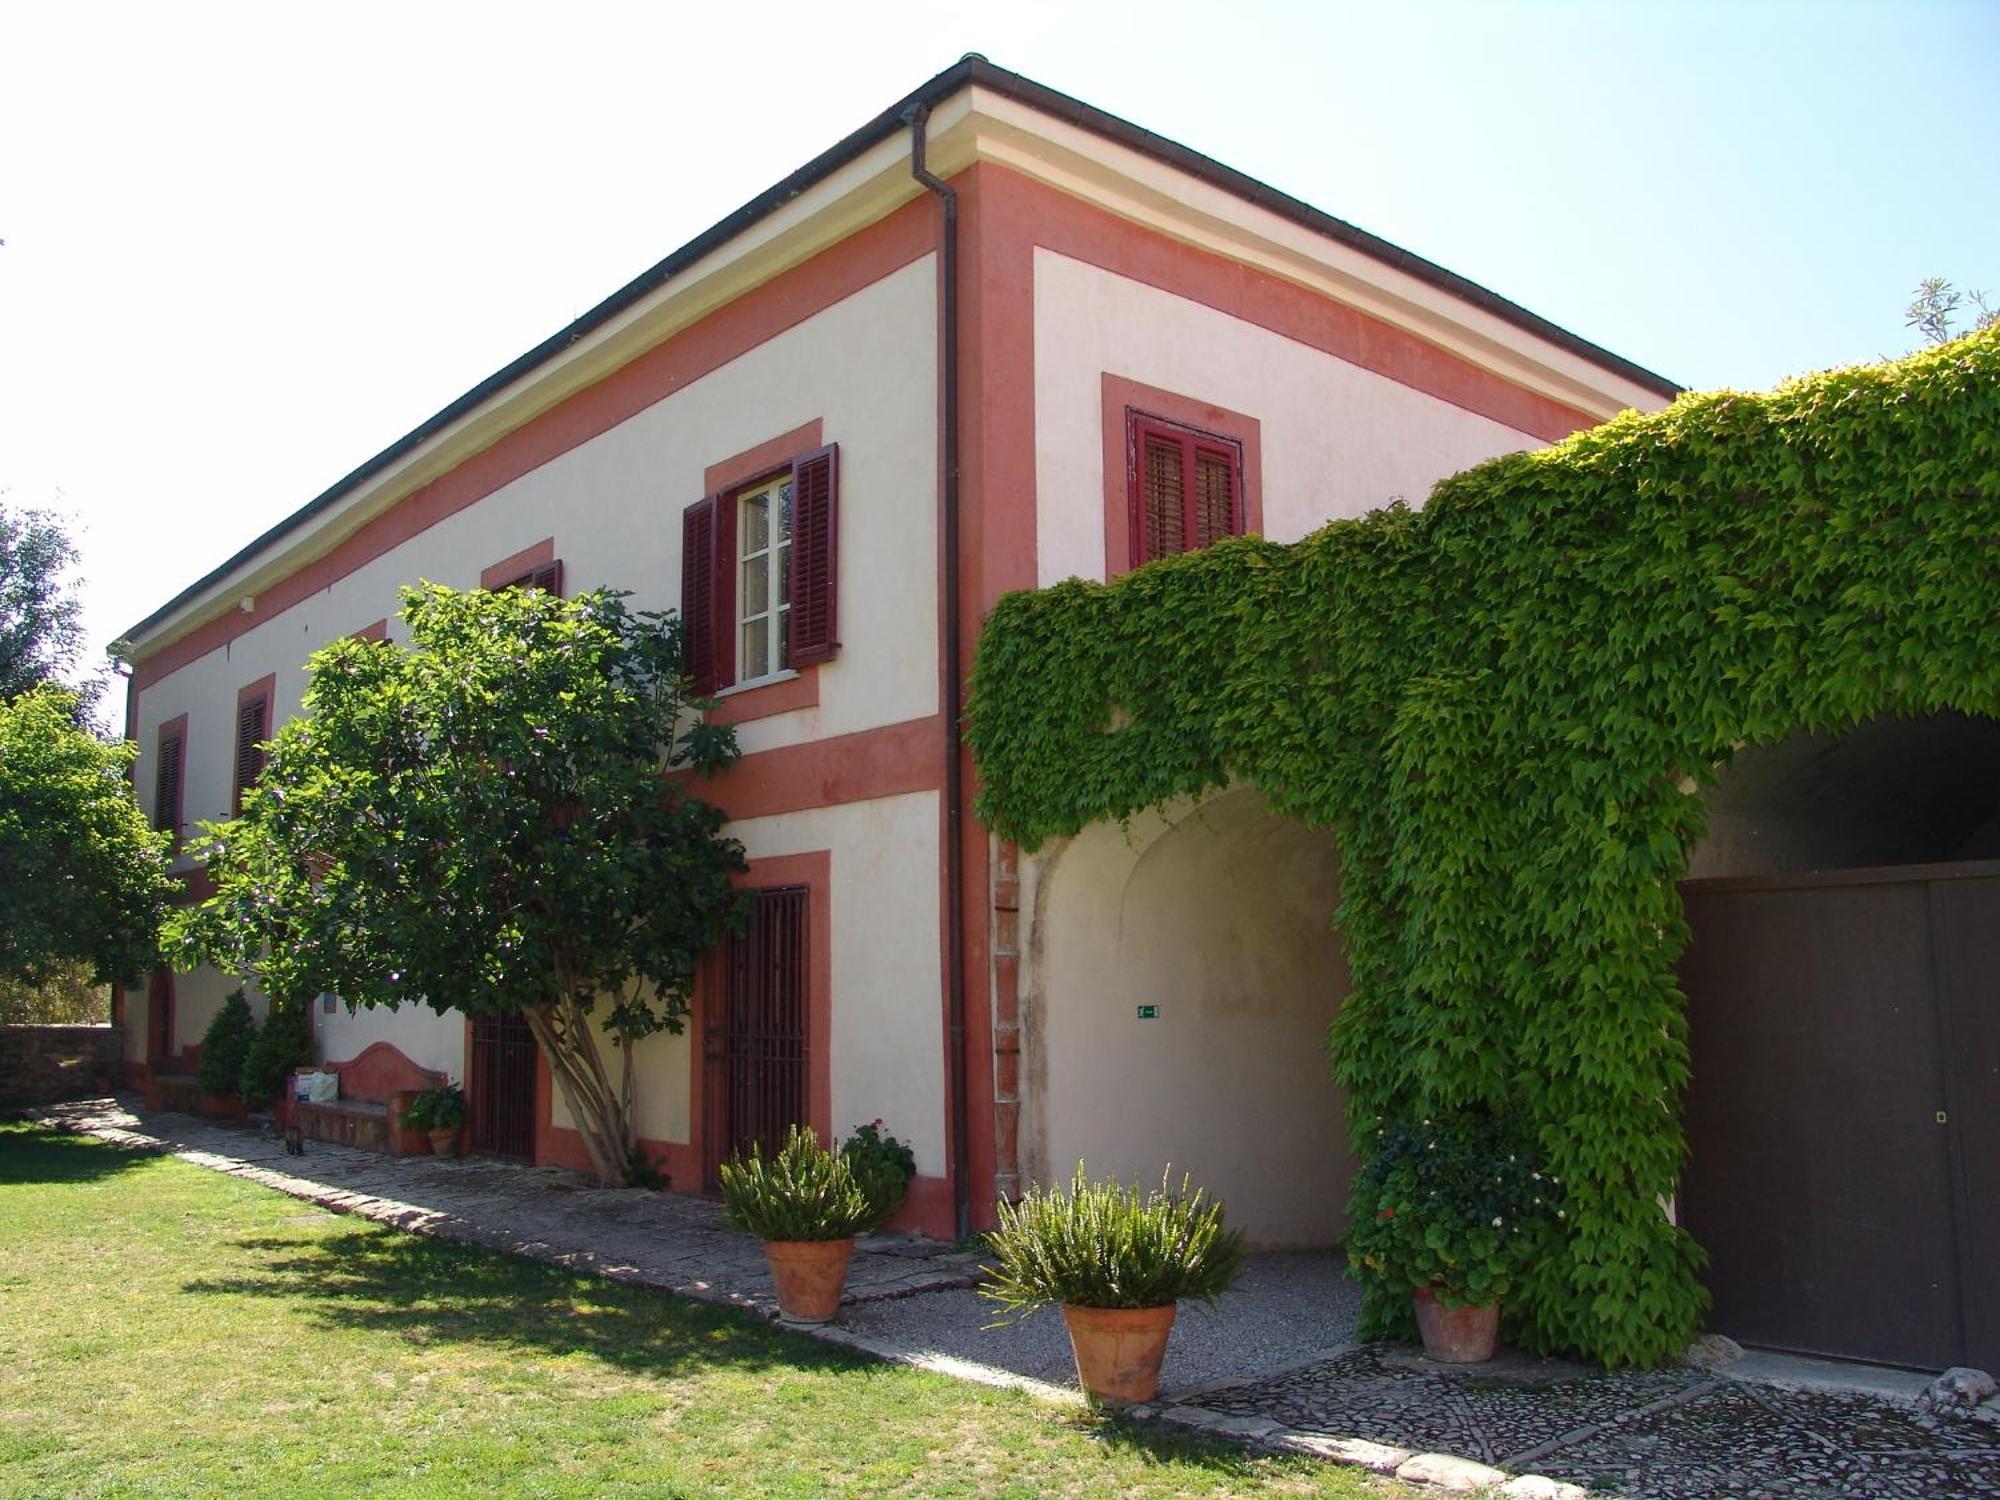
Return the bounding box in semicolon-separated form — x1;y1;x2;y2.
0;1124;1409;1498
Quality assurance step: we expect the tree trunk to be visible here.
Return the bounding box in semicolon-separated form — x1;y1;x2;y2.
521;996;633;1186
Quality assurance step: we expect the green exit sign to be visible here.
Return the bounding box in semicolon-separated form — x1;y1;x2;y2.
1136;1004;1160;1020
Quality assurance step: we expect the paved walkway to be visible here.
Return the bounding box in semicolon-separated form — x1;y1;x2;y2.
25;1098;2000;1498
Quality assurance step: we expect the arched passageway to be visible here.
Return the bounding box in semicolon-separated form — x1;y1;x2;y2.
1679;712;2000;1371
1019;787;1353;1247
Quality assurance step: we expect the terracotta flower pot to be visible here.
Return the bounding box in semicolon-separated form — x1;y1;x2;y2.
428;1127;461;1158
762;1237;855;1323
1413;1286;1499;1363
1061;1303;1179;1405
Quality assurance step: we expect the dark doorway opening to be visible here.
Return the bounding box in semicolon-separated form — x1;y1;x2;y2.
1680;712;2000;1371
468;1012;537;1160
146;969;175;1070
703;886;809;1189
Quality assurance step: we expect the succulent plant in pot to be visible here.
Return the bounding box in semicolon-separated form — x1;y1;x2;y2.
1347;1108;1559;1363
719;1125;887;1323
982;1165;1246;1406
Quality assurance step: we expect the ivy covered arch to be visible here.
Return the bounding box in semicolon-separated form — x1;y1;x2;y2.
967;330;2000;1366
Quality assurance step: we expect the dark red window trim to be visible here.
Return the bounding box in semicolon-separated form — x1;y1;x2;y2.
232;675;277;816
154;713;188;852
1126;410;1245;569
682;441;838;697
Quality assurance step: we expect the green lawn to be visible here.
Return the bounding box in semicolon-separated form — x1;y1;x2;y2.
0;1125;1405;1498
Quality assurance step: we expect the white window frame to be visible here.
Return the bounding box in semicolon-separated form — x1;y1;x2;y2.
736;472;793;686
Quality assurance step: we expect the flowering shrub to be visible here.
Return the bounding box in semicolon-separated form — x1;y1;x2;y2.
840;1118;916;1225
1346;1111;1558;1308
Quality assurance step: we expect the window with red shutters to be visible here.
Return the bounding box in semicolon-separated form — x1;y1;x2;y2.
154;725;185;846
682;440;838;695
495;560;565;596
1127;411;1244;567
232;688;271;814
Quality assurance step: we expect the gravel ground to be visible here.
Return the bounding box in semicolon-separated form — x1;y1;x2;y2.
840;1249;1363;1396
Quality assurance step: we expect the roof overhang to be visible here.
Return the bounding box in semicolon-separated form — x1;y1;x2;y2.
125;56;1679;663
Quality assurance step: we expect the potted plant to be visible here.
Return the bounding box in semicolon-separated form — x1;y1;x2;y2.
1347;1109;1558;1363
841;1118;917;1227
719;1125;887;1323
404;1083;466;1158
982;1165;1245;1406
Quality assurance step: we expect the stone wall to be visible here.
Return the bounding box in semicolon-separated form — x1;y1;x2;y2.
0;1025;122;1107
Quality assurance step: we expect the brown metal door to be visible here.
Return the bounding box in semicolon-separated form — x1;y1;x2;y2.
469;1012;537;1159
1679;863;1998;1370
1931;876;2000;1371
704;886;810;1188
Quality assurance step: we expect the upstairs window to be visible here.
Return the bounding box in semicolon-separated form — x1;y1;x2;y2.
1127;411;1244;567
154;721;186;847
682;444;838;695
496;560;564;595
233;678;275;815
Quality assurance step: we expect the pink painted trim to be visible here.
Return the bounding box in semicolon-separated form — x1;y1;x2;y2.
703;419;824;497
1100;374;1264;578
481;537;558;590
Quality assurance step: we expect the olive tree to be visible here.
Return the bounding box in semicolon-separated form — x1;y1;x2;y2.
172;583;745;1184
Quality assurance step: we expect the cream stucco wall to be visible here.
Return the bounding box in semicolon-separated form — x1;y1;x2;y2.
1021;787;1353;1248
1031;248;1557;586
130;256;939;1087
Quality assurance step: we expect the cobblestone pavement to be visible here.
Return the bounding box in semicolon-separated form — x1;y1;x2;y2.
1180;1344;2000;1497
28;1098;984;1316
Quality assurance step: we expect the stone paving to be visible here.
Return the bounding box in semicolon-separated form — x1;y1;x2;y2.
25;1097;2000;1497
1169;1344;2000;1497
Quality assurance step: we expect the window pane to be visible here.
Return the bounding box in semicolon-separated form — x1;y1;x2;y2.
1195;450;1235;546
778;480;794;543
1144;437;1185;559
776;540;791;607
742;552;769;617
742;616;769;679
743;492;770;555
776;606;790;671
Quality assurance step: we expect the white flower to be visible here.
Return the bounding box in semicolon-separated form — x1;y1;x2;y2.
1492;1216;1504;1227
1557;1209;1566;1218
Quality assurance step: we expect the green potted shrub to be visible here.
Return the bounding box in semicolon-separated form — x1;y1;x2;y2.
982;1165;1245;1406
239;999;313;1113
194;991;258;1118
1347;1109;1558;1363
720;1125;886;1323
841;1118;917;1227
404;1083;466;1158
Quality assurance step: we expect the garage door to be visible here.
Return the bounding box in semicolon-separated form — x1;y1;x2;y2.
1678;861;1999;1371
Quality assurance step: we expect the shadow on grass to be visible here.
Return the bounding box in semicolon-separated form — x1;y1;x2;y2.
0;1123;155;1186
183;1225;849;1383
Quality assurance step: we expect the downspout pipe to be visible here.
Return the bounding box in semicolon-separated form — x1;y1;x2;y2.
907;102;972;1244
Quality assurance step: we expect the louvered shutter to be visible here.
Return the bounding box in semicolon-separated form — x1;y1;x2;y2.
154;733;184;839
1193;445;1238;548
233;696;269;812
788;444;839;665
525;560;564;596
682;496;721;694
1140;432;1185;564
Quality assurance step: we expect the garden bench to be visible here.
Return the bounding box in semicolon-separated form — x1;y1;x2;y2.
284;1041;444;1156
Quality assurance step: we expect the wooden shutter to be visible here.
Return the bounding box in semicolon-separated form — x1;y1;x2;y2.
233;694;269;813
521;560;564;596
1128;412;1243;566
788;444;839;666
682;496;721;694
153;732;184;840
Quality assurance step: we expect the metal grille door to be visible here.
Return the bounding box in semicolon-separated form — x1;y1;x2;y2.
469;1011;537;1159
705;886;810;1187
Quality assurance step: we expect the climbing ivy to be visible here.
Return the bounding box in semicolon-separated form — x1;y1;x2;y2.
967;330;2000;1367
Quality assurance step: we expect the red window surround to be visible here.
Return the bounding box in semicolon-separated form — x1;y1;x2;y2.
153;713;188;851
482;536;564;596
232;676;276;815
1100;374;1263;578
682;432;839;701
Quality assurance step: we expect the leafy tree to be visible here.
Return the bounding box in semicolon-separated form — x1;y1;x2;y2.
0;685;175;987
0;960;109;1025
0;503;100;717
1906;275;1998;345
172;583;746;1184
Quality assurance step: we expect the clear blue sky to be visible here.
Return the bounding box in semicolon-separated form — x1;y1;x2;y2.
1;0;1994;687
